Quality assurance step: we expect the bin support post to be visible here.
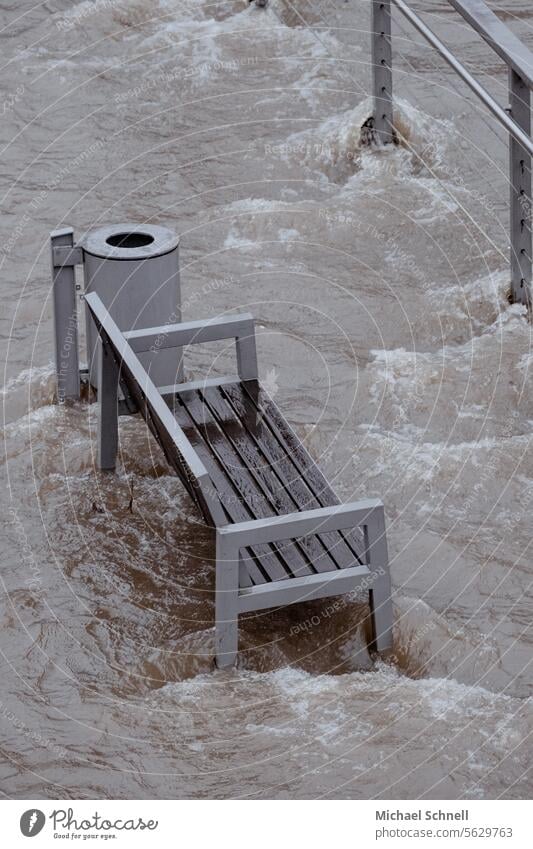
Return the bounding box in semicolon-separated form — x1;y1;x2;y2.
51;228;80;402
371;0;394;144
509;69;532;306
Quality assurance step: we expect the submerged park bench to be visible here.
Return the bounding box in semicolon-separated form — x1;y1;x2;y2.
85;291;393;668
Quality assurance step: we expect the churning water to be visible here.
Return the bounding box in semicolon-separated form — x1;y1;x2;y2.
1;0;532;798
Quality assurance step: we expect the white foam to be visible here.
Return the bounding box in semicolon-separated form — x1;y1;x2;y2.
283;97;455;185
0;363;54;397
277;227;300;241
223;227;255;249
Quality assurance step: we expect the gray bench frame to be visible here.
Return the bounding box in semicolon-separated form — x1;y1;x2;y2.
85;292;393;668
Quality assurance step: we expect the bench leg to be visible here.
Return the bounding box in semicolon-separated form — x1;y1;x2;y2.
215;535;239;668
369;572;394;651
97;338;119;471
366;509;394;652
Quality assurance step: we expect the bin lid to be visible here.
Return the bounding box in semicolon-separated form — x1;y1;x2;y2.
81;223;179;260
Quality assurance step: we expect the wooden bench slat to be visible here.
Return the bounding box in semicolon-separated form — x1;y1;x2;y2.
204;384;342;574
173;390;298;584
180;388;316;580
222;382;362;570
200;386;330;575
167;395;277;586
241;382;364;565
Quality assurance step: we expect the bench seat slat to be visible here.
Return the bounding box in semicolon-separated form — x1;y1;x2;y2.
221;382;362;569
171;390;298;584
178;388;316;580
241;381;364;564
164;378;365;585
166;397;278;586
199;386;323;576
202;385;342;574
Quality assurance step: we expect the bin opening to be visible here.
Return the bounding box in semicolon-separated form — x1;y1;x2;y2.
106;231;154;249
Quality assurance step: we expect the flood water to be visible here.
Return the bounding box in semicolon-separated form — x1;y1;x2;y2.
1;0;532;799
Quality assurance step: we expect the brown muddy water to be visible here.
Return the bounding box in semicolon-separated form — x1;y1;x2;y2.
1;0;532;799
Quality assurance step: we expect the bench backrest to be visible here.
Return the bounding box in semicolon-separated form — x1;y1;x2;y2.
84;292;226;526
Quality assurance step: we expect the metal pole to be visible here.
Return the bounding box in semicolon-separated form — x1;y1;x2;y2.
509;69;532;306
50;227;80;402
371;1;394;144
392;0;533;157
448;0;533;90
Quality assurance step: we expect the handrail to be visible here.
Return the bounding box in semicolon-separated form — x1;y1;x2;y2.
448;0;533;89
392;0;533;157
370;0;533;307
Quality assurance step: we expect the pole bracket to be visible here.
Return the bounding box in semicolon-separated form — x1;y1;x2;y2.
51;245;83;268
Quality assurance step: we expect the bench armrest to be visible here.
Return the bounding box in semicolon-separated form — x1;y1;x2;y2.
217;498;385;557
124;313;258;380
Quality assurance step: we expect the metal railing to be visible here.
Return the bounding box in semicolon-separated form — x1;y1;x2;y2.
371;0;533;306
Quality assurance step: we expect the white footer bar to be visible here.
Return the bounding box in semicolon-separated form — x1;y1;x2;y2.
3;799;530;847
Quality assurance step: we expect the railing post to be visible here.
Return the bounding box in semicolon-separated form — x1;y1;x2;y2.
371;0;394;144
509;69;532;306
50;227;80;402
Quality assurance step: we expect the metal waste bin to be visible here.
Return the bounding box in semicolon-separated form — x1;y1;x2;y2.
82;223;181;388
